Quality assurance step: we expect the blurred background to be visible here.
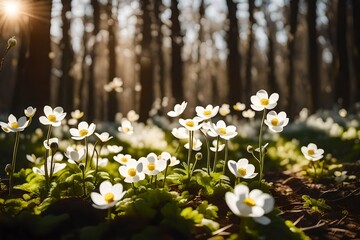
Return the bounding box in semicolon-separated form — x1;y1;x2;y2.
0;0;359;122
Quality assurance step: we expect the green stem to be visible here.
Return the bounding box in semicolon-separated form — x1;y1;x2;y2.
163;162;169;188
200;130;211;175
44;125;53;191
107;207;112;221
8;132;20;196
222;140;229;175
238;217;248;240
84;137;89;171
49;153;55;180
312;161;317;179
258;109;266;184
186;131;193;177
212;136;220;172
82;168;86;196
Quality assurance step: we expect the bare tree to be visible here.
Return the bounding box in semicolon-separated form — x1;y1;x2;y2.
245;0;255;106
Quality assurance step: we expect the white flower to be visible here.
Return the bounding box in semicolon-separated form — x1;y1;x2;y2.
184;138;202;151
127;110;139;122
139;152;167;176
90;180;126;209
208;120;237;140
118;119;134;134
242;109;255;119
39;106;66;127
107;145;123;154
334;171;347;183
70;121;96;140
210;140;225;152
119;159;145;183
71;110;84;119
0;114;29;133
171;127;189;139
219;104;230;116
179;118;203;131
24;106;37;118
233;102;246;111
26;154;41;164
250;90;279;111
43;137;59;150
301;143;324;161
264;111;289;133
104;77;123;92
169;156;180;166
32;157;66;176
228;158;258;179
95;132;113;143
65;147;85;165
225;184;274;225
167;101;187;117
95;157;108;167
113;153;133;165
195;104;219;120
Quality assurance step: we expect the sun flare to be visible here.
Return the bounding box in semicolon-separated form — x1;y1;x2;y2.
4;1;20;17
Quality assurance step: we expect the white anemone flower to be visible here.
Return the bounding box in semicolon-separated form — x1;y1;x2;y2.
233;102;246;111
334;171;347;183
71;110;84;120
107;145;123;154
219;104;230;117
184;138;202;151
32;158;66;176
264;111;289;133
139;152;167;176
225;184;275;225
171;127;189;139
0;114;29;133
210;140;225;152
127;110;139;122
301;143;324;161
26;154;41;164
179;118;203;131
119;159;145;183
95;132;113;143
169;156;180;166
118;119;134;134
242;109;255;119
113;153;133;165
167;101;187;117
250;90;279;111
95;157;109;167
158;152;180;166
90;180;126;209
24;106;37;118
208;120;237;140
65;147;85;165
70;121;96;140
195;104;219;120
228;158;258;179
39;106;66;127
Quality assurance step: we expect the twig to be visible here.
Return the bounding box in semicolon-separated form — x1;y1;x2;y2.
300;221;326;231
212;224;233;236
293;215;305;226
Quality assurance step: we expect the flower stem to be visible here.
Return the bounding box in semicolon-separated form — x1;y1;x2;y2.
222;140;229;175
258;109;266;184
163;163;169;188
8;132;20;196
212;136;220;172
44;126;53;191
200;130;211;175
84;137;89;171
107;207;112;221
82;168;86;197
238;217;248;240
186;131;193;177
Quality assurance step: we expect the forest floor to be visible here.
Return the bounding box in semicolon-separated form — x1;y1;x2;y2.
267;161;360;240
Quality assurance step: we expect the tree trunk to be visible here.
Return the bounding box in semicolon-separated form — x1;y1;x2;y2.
335;0;350;108
226;0;242;106
139;0;154;122
12;0;52;113
245;0;255;106
107;0;118;121
352;0;360;103
58;0;75;111
307;0;319;113
286;0;299;117
170;0;184;104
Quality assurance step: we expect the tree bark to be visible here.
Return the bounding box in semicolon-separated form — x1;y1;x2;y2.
226;0;242;106
352;0;360;103
245;0;255;106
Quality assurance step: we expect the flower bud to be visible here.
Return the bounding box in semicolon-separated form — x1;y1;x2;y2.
7;36;17;48
195;152;203;161
79;163;85;171
247;145;254;153
50;142;58;153
5;164;12;174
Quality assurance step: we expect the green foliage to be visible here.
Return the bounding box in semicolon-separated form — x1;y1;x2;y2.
302;195;331;214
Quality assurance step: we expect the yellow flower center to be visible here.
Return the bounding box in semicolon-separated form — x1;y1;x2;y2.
334;172;341;177
271;118;279;126
121;157;128;163
307;149;315;155
219;127;227;135
260;98;269;106
48;114;57;122
243;197;256;207
10;122;18;129
147;163;156;171
128;168;137;177
203;109;212;116
104;192;114;203
123;127;129;133
186;120;194;128
237;168;247;176
79;129;88;137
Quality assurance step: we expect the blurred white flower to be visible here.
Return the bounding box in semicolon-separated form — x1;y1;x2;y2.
71;110;84;119
179;118;203;131
43;137;59;150
167;101;187;117
104;77;123;92
210;140;225;152
184;138;202;151
113;153;133;165
219;104;230;117
0;114;29;133
171;127;189;139
301;143;324;161
26;154;41;164
32;157;66;176
228;158;258;179
225;184;274;225
250;90;279;111
334;171;347;183
39;106;66;127
208;120;237;140
95;132;113;143
96;157;109;167
195;104;219;120
242;109;255;119
70;121;96;140
118;119;134;135
107;145;123;154
24;106;37;118
127;110;139;122
264;111;289;133
65;146;85;165
233;102;246;111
